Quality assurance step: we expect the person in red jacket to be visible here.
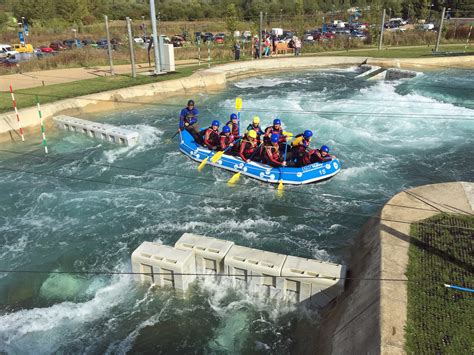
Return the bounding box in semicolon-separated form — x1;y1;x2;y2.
218;125;236;151
225;113;240;137
238;130;259;162
262;133;287;167
203;120;220;150
264;118;284;143
301;145;336;166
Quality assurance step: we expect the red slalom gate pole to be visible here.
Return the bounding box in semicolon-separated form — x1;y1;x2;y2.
9;84;25;142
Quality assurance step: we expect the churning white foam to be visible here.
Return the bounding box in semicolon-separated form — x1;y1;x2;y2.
102;125;163;164
0;274;133;353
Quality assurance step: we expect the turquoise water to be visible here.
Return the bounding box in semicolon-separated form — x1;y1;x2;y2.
0;67;473;353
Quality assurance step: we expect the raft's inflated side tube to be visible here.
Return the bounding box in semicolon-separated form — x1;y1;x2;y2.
179;129;341;185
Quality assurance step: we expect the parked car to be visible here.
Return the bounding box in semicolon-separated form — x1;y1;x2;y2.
171;35;184;47
303;33;314;42
0;44;18;58
96;39;108;49
350;30;367;40
203;32;214;42
0;57;19;67
13;44;34;53
111;38;122;46
50;41;66;51
282;31;295;39
82;39;97;47
133;37;144;45
39;46;53;53
321;32;336;40
62;39;81;49
215;33;225;44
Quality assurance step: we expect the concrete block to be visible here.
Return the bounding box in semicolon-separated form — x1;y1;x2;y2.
224;245;287;298
131;241;196;292
174;233;234;274
53;115;139;146
281;255;346;307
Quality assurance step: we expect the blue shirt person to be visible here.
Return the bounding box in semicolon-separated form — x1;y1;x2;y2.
179;99;202;143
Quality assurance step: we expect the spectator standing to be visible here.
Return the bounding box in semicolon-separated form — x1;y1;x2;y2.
294;36;302;56
233;42;241;60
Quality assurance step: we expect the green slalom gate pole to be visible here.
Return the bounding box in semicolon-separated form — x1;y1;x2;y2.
36;96;48;154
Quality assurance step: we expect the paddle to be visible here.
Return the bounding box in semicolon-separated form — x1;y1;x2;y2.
211;137;243;163
165;128;181;144
228;141;263;186
277;140;290;194
236;97;242;135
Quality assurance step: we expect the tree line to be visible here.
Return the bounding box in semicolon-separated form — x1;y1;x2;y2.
0;0;472;27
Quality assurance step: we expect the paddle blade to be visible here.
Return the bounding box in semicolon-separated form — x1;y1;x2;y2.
278;180;284;191
197;157;209;172
235;97;243;111
211;151;224;163
277;180;284;197
283;131;293;138
227;172;241;185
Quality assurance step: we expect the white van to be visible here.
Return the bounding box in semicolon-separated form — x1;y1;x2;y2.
0;44;18;58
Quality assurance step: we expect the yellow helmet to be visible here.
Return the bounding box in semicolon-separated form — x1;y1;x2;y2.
252;116;260;124
247;130;257;139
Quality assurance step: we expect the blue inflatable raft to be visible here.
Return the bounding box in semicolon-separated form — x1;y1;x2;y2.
179;129;341;185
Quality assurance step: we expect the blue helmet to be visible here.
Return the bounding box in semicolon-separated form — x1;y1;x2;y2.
273;118;281;126
211;120;220;127
270;133;280;143
230;113;238;120
321;145;329;153
303;130;313;139
222;125;231;133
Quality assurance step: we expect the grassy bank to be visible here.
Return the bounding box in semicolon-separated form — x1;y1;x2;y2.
0;65;199;113
405;214;474;354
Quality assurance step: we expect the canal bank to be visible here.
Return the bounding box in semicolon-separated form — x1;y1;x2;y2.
314;182;473;354
1;55;473;142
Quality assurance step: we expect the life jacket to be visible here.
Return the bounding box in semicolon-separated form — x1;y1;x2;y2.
226;120;240;136
291;134;311;154
264;125;285;143
302;149;331;165
239;137;258;160
204;127;219;148
219;132;235;151
246;124;263;136
263;142;283;166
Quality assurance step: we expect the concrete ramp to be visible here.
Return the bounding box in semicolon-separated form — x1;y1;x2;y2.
357;65;419;81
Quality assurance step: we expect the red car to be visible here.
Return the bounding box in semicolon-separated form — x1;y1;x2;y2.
215;33;225;44
50;42;66;51
40;46;53;53
322;32;335;40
